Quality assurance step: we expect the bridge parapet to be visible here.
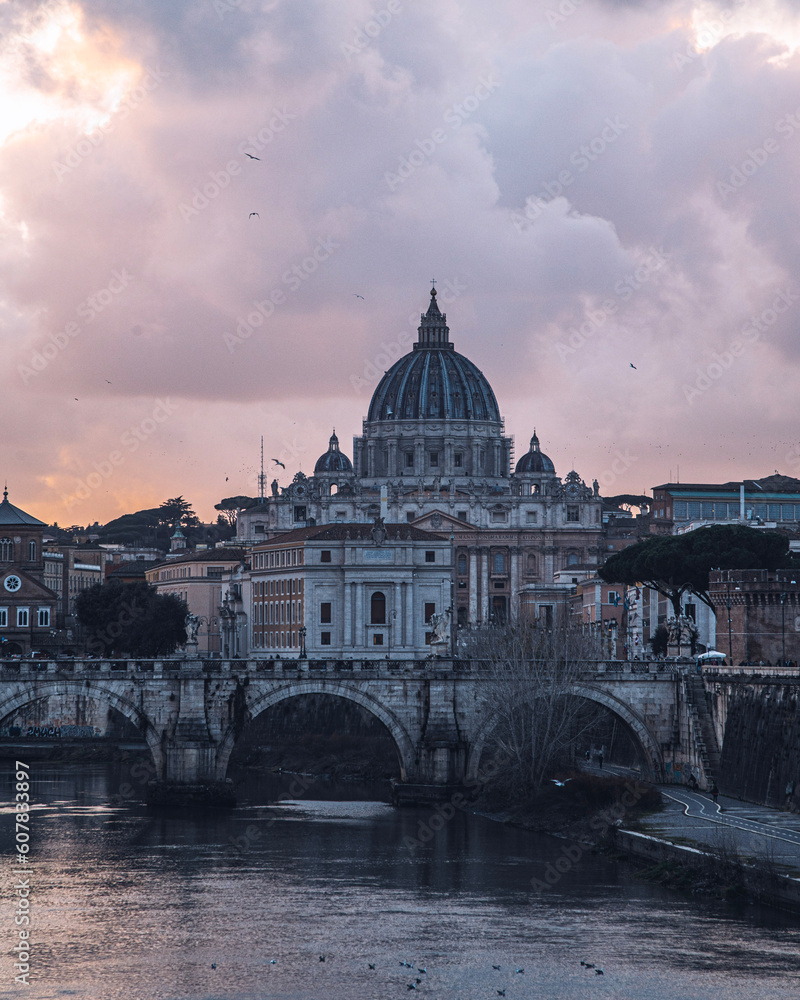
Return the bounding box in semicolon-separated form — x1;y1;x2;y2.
0;656;694;682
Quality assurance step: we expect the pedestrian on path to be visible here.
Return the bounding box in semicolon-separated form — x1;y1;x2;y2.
598;752;604;769
711;780;719;805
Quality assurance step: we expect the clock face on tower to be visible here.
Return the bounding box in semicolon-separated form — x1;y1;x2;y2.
4;575;21;593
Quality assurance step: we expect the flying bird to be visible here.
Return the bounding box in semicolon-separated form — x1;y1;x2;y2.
551;778;572;787
225;477;229;481
368;964;375;970
319;955;326;962
268;959;277;965
211;963;217;970
74;398;79;401
272;459;285;469
249;212;259;218
245;152;260;160
492;965;501;970
515;967;524;974
596;968;604;975
629;363;637;369
354;294;365;299
105;380;112;384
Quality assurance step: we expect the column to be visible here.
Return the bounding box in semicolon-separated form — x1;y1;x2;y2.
415;438;425;476
367;441;375;478
352;582;360;649
343;581;352;647
393;581;402;651
468;548;478;624
481;549;490;623
356;583;367;651
510;549;519;620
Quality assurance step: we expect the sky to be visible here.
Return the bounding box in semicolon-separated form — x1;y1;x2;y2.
2;0;800;526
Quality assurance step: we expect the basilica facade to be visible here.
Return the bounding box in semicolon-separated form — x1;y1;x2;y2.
236;287;603;632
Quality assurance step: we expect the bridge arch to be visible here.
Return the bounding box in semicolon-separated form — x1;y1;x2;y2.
0;680;165;777
465;683;664;783
215;680;417;781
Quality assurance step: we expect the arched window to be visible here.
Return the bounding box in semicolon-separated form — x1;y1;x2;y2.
370;591;386;624
493;551;505;574
457;553;467;575
0;538;12;561
567;553;579;567
29;540;36;561
526;553;537;575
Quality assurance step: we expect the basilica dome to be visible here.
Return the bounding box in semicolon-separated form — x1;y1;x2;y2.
367;288;501;423
314;431;354;474
515;431;556;475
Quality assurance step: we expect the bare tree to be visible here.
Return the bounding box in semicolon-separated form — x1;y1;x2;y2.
470;620;605;797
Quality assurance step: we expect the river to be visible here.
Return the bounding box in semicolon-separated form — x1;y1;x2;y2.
3;760;800;999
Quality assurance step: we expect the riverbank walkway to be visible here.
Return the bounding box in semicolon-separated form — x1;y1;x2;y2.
636;788;800;875
582;761;800;874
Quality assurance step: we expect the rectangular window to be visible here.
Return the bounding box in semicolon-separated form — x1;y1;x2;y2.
687;501;701;519
783;504;796;521
769;504;781;521
320;632;331;645
406;512;415;522
293;505;307;522
424;602;436;623
673;501;687;520
566;506;579;522
457;510;467;521
17;608;29;628
425;631;434;645
320;550;332;563
38;608;50;627
684;603;696;621
539;604;553;627
490;511;507;523
405;452;414;468
425;550;435;563
0;609;6;627
526;511;538;523
702;502;714;519
372;633;384;646
320;602;332;624
454;453;463;468
429;452;439;467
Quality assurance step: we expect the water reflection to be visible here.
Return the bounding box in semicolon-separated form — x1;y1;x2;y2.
2;761;800;1000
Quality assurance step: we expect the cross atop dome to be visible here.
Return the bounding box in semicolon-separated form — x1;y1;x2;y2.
415;284;452;350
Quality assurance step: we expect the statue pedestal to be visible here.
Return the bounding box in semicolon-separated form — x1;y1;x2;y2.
184;640;200;660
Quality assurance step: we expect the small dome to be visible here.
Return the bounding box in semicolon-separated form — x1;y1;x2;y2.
314;430;354;474
515;431;556;475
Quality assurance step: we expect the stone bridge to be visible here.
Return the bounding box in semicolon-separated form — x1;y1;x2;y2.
0;657;722;802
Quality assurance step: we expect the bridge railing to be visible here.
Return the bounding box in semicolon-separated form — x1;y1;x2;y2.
0;656;690;680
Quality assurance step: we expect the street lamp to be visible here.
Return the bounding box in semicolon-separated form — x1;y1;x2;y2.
299;624;307;659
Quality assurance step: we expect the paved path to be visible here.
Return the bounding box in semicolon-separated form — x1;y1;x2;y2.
636;788;800;873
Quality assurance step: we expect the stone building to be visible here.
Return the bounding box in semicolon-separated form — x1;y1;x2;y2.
709;569;800;665
146;546;244;655
236;287;603;629
0;489;58;656
229;522;451;660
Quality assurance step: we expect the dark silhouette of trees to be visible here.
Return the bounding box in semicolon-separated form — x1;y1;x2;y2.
471;622;604;795
600;524;790;616
76;581;187;657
